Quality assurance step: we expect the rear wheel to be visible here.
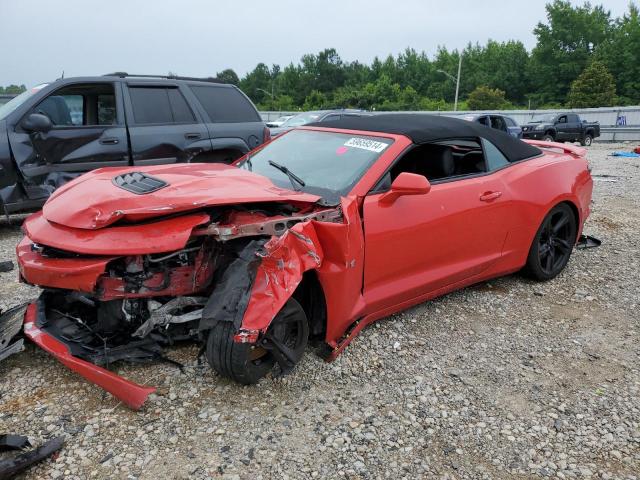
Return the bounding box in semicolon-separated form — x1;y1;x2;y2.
524;204;577;281
580;134;593;147
205;298;308;384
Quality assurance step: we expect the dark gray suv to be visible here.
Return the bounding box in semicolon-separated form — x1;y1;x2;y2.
0;73;269;215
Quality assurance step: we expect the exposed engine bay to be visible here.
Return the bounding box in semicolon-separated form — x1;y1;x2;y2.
8;199;346;408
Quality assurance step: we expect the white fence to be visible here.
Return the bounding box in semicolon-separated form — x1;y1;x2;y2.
261;106;640;142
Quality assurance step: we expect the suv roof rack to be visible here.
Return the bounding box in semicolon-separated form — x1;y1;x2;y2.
103;72;223;84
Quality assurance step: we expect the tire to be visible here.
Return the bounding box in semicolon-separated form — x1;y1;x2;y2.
524;203;577;281
580;135;593;147
542;133;555;142
205;298;309;384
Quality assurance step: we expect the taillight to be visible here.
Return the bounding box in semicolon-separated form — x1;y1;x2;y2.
263;126;271;144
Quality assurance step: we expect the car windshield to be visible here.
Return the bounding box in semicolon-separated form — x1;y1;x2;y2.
281;111;325;127
238;129;393;203
0;84;48;120
532;114;556;123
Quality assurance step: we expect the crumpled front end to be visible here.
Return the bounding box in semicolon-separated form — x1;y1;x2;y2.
13;200;343;408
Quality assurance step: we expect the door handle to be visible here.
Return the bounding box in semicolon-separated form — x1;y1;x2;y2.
184;133;201;139
99;138;119;145
479;191;502;202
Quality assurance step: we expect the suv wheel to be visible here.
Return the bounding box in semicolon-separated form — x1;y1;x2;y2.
542;133;555;142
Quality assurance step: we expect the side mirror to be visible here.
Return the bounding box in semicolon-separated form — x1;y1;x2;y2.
380;172;431;204
21;113;52;133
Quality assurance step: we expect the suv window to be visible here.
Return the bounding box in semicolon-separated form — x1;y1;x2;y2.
504;117;517;127
490;116;507;132
129;87;195;124
32;83;116;127
190;85;261;123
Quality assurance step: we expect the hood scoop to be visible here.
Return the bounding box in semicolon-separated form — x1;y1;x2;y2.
113;172;167;194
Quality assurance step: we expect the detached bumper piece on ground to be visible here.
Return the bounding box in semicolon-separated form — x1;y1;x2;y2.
0;434;64;480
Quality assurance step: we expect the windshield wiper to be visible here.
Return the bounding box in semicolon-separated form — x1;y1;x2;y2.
268;160;306;191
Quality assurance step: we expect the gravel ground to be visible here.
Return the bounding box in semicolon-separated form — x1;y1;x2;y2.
0;142;638;480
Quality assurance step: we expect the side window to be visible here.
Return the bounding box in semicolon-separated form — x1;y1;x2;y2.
97;94;116;125
190;85;261;123
322;114;341;122
481;138;510;171
477;116;489;126
491;116;507;132
167;89;195;123
504;117;517;127
567;114;579;123
32;83;117;127
557;115;567;124
128;87;194;124
129;88;172;124
373;139;487;191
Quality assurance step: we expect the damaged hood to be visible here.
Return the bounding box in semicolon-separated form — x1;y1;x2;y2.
42;163;321;229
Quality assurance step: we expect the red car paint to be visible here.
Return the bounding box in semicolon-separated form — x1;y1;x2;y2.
15;125;593;408
23;304;155;410
43;163;319;229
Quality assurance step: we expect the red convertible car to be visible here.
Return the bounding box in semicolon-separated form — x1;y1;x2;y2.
1;114;593;409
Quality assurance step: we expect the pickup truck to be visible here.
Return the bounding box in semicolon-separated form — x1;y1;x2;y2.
0;74;269;216
521;113;600;146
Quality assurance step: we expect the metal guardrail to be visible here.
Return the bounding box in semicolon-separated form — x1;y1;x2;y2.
261;106;640;141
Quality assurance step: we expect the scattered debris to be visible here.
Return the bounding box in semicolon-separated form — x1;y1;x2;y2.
0;435;64;480
576;234;602;249
0;261;13;273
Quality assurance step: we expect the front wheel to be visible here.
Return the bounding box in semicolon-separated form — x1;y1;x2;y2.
205;298;309;384
524;204;577;281
542;134;555;142
580;135;593;147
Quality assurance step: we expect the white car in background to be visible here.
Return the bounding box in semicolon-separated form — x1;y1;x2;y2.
266;115;294;128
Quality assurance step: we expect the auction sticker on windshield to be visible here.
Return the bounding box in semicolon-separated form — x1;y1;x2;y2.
344;137;389;153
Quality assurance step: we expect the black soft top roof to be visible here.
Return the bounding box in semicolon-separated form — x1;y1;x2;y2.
308;113;542;162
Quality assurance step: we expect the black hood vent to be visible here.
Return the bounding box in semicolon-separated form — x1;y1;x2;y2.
112;172;167;194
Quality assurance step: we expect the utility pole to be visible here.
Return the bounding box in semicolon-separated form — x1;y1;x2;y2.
454;54;462;112
436;51;463;112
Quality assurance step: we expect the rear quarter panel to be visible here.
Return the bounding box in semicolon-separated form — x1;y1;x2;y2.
497;148;593;270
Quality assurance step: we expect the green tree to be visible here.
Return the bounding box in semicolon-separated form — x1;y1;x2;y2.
216;69;239;85
1;84;26;94
467;86;509;110
597;3;640;104
530;1;613;104
302;90;329;110
567;60;616;107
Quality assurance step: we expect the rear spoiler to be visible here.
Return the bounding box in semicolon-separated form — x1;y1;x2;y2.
524;140;587;158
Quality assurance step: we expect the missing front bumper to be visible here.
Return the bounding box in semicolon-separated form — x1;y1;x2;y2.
17;299;156;410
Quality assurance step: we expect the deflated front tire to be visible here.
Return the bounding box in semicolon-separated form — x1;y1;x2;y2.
205;298;309;384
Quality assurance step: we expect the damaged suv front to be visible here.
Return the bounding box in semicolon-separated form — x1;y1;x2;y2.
5;129;393;408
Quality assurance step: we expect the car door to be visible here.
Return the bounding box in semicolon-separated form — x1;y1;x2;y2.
8;82;129;200
186;84;266;162
361;138;513;313
504;117;522;138
124;83;211;166
566;114;580;141
555;115;568;141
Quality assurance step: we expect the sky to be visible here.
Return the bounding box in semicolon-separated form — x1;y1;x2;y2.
0;0;633;87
